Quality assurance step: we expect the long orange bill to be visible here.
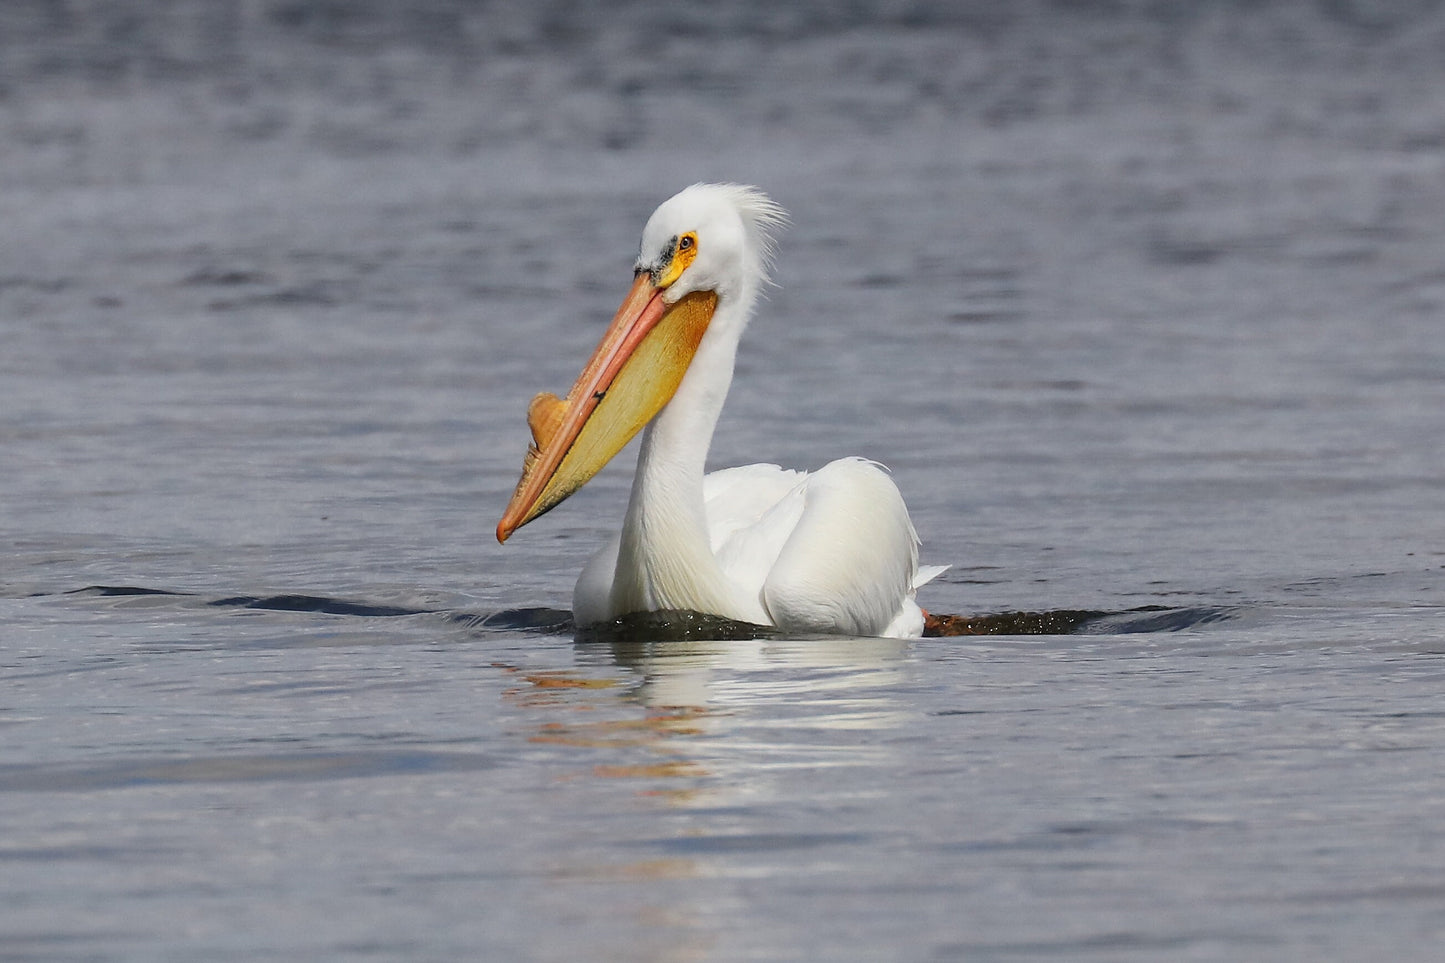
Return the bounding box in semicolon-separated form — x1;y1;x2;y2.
496;274;718;542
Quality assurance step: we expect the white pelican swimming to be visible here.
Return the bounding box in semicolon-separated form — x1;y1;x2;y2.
497;183;945;638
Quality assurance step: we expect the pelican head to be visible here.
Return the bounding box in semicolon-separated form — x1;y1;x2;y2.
497;184;787;543
636;183;784;307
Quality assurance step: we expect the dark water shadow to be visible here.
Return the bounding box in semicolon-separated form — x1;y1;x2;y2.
572;605;1239;647
61;584;572;634
471;606;574;634
64;585;185;599
927;605;1236;636
574;610;781;645
57;585;1235;643
209;593;430;618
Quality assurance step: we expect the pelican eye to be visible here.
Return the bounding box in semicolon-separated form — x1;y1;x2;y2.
657;232;699;288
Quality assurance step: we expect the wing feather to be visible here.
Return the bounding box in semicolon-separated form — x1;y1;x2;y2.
703;464;807;603
600;458;937;638
760;458;922;638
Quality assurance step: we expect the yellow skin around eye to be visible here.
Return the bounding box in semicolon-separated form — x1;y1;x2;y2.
655;232;699;289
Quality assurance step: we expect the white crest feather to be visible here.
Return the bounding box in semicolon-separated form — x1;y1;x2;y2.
699;183;789;287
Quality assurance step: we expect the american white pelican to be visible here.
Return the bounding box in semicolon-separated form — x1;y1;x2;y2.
497;183;945;638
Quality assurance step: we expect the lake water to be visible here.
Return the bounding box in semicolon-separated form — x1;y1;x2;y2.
4;2;1445;960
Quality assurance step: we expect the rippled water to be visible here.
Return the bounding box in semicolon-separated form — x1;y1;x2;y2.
5;3;1445;960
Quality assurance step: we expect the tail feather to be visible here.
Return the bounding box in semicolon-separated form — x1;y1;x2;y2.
912;564;949;591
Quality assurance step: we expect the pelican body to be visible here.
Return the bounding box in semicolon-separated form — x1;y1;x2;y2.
498;184;943;638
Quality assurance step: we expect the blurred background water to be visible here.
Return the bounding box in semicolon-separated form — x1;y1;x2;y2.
3;1;1445;960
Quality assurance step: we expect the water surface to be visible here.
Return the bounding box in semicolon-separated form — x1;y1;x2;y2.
3;3;1445;960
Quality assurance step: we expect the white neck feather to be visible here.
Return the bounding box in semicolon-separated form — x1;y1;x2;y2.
607;294;768;623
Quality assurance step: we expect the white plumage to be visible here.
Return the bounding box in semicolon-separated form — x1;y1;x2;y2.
528;184;945;638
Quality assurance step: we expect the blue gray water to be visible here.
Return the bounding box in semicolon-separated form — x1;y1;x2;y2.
4;2;1445;960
